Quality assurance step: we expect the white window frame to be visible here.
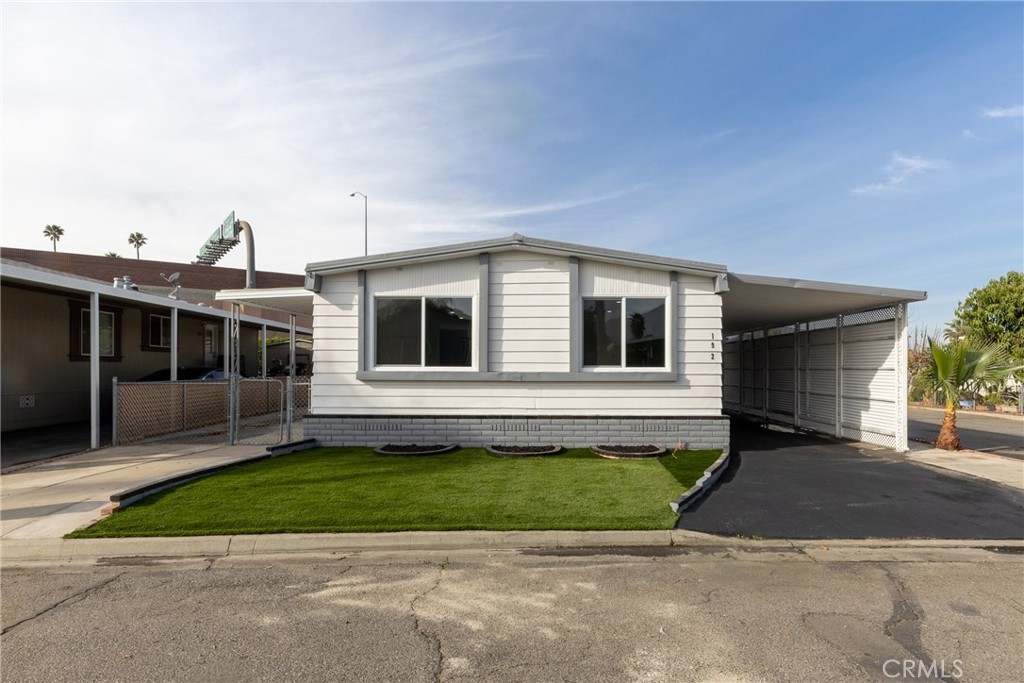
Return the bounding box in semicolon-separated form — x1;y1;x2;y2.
581;296;669;371
372;295;476;370
81;309;116;357
149;313;172;349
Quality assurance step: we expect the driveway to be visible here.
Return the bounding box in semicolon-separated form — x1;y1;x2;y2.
678;419;1024;540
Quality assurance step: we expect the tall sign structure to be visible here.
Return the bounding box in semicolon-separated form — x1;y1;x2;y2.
193;211;256;288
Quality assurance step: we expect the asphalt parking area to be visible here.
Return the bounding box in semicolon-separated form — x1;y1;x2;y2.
678;419;1024;540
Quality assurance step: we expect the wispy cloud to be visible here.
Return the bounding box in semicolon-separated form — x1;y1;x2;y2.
982;104;1024;119
851;152;950;196
961;129;978;139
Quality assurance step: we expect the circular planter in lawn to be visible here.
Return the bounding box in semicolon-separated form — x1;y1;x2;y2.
591;444;667;459
373;444;459;456
485;444;563;457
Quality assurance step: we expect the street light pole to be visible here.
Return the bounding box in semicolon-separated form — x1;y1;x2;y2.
350;191;367;256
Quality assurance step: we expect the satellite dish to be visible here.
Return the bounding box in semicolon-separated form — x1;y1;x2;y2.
160;272;181;285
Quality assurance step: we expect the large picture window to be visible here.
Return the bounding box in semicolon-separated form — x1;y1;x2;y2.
375;297;473;367
583;297;666;368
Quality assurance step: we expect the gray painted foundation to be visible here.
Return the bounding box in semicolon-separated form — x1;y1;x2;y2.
304;415;730;451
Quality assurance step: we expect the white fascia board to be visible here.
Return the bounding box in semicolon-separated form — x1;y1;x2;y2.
306;234;727;278
215;287;314;316
1;262;304;332
728;272;927;302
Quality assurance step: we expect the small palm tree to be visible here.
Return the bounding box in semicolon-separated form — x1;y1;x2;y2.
105;252;122;258
43;224;64;252
924;337;1021;450
127;232;147;259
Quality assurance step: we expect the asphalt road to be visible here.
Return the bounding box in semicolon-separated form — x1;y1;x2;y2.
908;406;1023;460
678;421;1024;540
3;548;1023;682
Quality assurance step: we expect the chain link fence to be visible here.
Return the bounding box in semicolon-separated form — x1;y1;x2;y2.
113;377;309;446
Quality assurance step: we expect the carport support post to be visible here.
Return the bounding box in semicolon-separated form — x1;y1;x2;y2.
286;314;296;442
89;292;100;450
835;314;844;439
895;303;908;451
112;377;119;446
228;304;240;445
793;324;801;428
170;308;178;381
762;328;769;424
261;324;268;378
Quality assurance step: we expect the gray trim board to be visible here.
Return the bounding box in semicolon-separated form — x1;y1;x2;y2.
355;370;680;382
568;256;580;371
478;253;489;372
357;270;367;372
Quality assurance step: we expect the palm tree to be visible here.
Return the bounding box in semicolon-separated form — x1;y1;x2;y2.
924;337;1021;450
127;232;147;259
105;252;122;258
43;224;64;252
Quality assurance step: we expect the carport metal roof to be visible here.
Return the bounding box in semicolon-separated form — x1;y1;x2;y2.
721;273;927;335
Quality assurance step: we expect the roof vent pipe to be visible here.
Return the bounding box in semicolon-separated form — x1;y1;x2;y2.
113;277;125;289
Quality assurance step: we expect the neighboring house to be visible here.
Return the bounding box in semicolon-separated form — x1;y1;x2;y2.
266;338;313;376
0;256;311;444
0;247;311;330
222;234;923;452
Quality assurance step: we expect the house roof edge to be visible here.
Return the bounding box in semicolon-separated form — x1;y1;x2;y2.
306;234;727;277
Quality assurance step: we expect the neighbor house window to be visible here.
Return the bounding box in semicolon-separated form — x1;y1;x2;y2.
148;314;172;349
69;301;123;361
375;297;473;367
582;297;666;368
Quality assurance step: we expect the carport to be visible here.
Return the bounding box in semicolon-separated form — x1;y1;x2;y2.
720;273;927;452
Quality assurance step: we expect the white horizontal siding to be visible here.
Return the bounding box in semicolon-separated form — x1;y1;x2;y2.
579;261;670;296
489;252;570;373
368;257;478;296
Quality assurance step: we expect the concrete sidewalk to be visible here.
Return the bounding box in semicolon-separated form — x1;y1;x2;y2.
905;446;1024;489
1;442;267;540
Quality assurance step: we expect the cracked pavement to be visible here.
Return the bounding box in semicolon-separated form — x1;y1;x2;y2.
2;547;1022;682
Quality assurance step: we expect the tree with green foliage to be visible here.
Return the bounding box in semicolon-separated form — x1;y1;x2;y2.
924;337;1021;450
105;252;122;258
951;272;1024;366
43;224;64;252
128;232;147;259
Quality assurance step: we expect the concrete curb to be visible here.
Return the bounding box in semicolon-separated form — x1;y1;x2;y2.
2;532;1021;566
669;450;731;513
108;453;274;511
105;440;319;514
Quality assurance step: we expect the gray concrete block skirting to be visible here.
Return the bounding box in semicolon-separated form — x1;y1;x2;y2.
304;414;731;451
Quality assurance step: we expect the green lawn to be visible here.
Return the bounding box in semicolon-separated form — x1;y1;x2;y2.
68;447;722;537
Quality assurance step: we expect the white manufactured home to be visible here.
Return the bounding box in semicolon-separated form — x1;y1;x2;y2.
221;234;926;452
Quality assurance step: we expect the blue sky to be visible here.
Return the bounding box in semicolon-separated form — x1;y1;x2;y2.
2;1;1021;331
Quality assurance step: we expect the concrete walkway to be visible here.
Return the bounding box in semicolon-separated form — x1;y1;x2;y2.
1;442;266;540
906;445;1024;489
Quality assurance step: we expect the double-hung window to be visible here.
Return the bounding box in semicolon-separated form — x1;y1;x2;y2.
148;314;172;348
375;297;473;368
582;297;666;368
68;301;123;361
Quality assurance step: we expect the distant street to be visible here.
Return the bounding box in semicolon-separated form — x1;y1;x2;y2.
909;406;1023;460
3;547;1024;683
